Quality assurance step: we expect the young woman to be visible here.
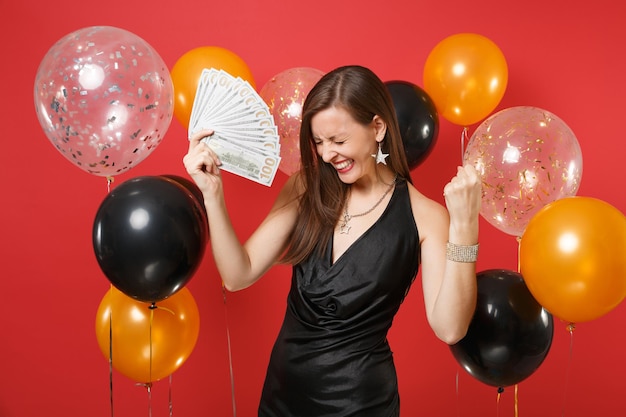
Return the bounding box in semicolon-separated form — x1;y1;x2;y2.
183;65;481;416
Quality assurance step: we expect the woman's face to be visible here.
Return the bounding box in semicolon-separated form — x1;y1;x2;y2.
311;106;382;183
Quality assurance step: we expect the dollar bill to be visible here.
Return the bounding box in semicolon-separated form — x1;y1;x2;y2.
189;68;282;186
202;135;280;187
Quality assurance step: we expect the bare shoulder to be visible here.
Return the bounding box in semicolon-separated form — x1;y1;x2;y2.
406;182;449;243
263;171;304;223
277;171;304;204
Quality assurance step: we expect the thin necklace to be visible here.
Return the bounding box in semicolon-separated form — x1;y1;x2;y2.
339;175;397;235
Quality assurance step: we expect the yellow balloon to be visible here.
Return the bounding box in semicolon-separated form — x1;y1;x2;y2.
519;197;626;323
423;33;508;126
95;287;200;383
170;46;256;128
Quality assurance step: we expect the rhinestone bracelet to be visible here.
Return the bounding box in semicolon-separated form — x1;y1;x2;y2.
446;242;479;263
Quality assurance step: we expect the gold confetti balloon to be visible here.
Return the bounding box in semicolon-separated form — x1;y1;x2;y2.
260;67;325;176
464;106;583;237
34;26;174;178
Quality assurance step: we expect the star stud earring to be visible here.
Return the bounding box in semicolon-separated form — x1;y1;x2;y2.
372;142;389;165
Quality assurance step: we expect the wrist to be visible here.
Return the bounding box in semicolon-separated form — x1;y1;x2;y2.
446;242;479;263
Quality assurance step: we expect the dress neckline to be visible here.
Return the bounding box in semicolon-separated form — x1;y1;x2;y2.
329;179;401;266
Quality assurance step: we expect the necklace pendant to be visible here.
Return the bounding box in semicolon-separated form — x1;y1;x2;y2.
339;175;396;236
339;213;351;234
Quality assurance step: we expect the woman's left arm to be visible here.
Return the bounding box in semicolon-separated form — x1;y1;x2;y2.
417;165;482;344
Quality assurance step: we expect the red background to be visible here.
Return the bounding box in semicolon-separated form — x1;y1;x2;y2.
1;0;625;416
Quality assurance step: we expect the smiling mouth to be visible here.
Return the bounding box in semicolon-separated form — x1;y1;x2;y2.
334;160;353;171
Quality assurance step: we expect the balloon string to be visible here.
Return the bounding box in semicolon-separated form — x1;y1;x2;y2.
561;323;576;416
148;304;156;417
135;382;154;415
516;236;521;273
515;384;519;417
108;285;114;417
146;383;152;417
222;283;237;417
150;304;156;385
136;303;156;417
169;374;173;417
153;305;175;315
133;304;176;417
496;386;504;417
460;127;469;162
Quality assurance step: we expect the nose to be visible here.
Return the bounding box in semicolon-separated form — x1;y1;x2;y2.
319;142;336;163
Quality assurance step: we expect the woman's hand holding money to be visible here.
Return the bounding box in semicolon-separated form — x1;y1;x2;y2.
184;129;223;200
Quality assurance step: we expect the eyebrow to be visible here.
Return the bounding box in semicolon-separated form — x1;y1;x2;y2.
312;132;349;142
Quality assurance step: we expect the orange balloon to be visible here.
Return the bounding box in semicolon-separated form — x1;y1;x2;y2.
95;286;200;383
519;197;626;323
423;33;508;126
170;46;256;128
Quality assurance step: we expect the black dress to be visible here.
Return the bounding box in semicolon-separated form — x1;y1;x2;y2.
259;179;420;417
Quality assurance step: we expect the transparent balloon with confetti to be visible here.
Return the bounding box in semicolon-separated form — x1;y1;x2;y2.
260;67;325;176
34;26;174;178
464;106;583;237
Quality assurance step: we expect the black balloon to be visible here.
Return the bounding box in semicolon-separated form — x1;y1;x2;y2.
93;176;208;303
160;174;208;221
385;80;439;169
450;269;554;388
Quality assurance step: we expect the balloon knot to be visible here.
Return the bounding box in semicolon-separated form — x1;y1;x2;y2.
497;386;505;394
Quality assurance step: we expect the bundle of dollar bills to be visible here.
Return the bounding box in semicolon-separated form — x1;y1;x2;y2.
188;68;281;187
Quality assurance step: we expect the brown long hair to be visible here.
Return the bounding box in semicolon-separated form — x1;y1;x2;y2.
281;65;412;264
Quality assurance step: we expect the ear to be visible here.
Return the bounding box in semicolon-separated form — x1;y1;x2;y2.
372;115;387;142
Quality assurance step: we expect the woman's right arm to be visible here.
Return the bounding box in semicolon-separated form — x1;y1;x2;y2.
183;129;300;291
